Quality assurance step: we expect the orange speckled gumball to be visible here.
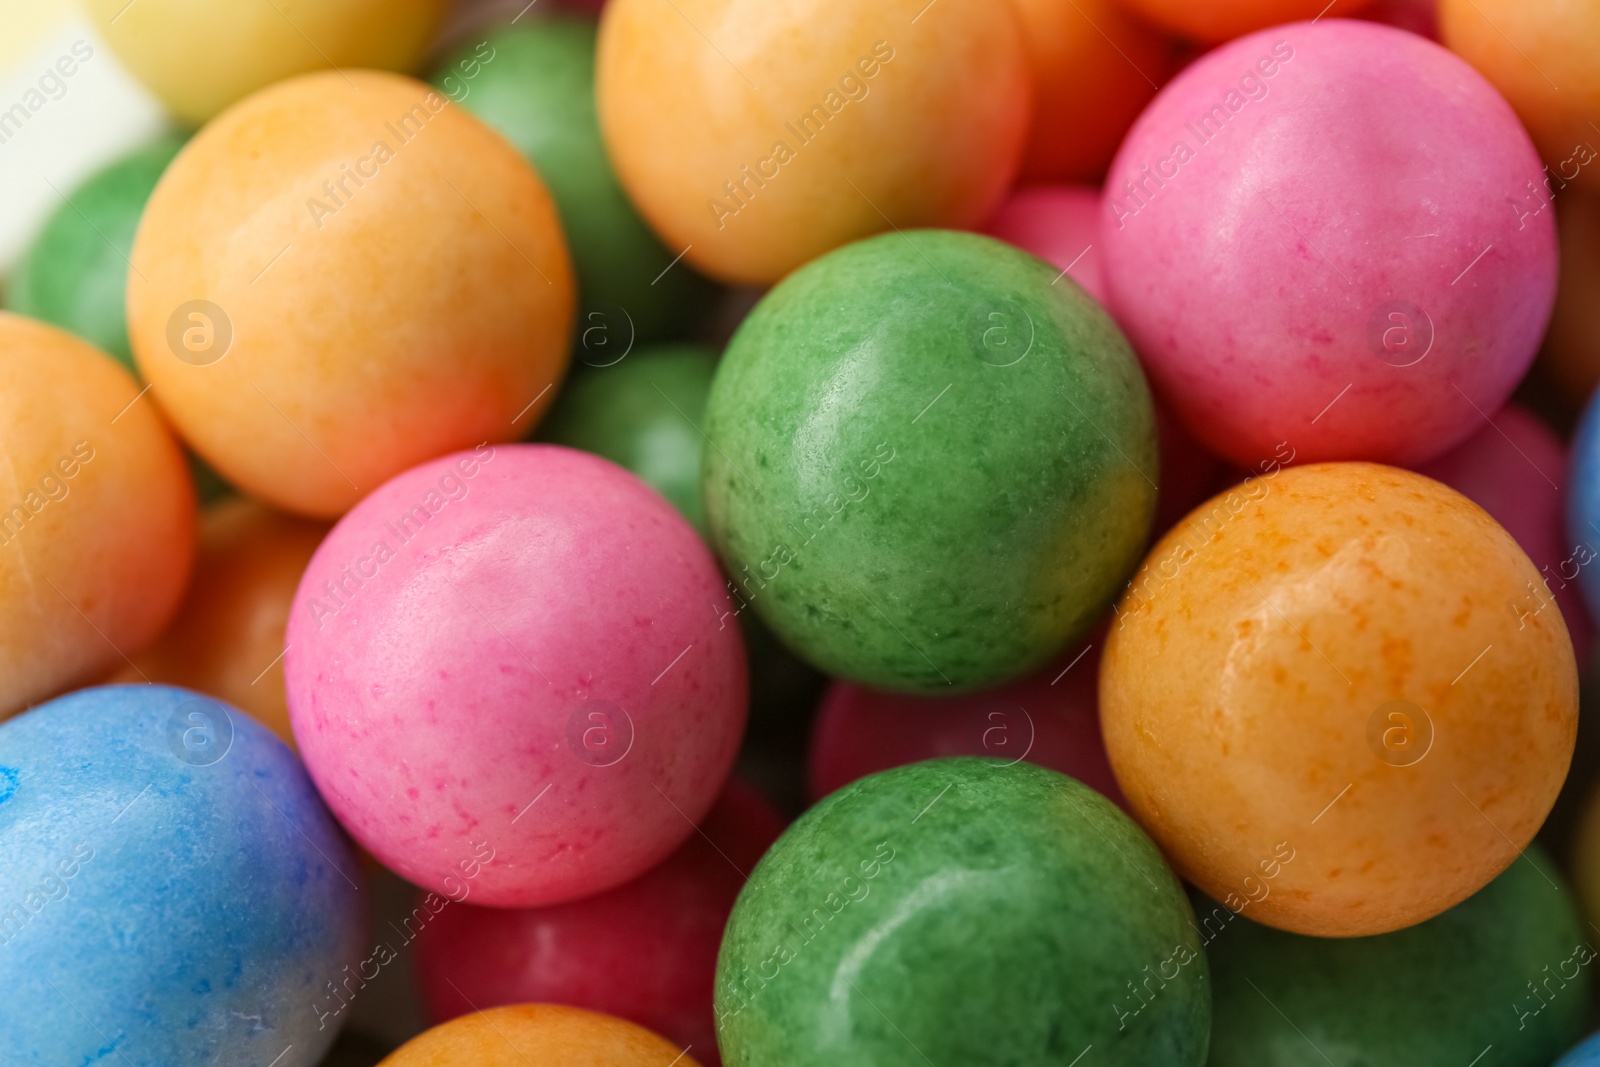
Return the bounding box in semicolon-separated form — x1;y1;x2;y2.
127;498;329;748
129;71;574;519
1102;462;1577;937
595;0;1032;285
1114;0;1375;43
0;314;195;719
1440;0;1600;192
1009;0;1174;182
380;1005;700;1067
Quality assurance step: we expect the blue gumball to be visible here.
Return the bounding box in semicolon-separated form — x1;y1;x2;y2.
1570;393;1600;620
0;685;364;1066
1559;1032;1600;1066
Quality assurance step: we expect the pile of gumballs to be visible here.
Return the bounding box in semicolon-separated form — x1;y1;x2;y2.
6;0;1600;1062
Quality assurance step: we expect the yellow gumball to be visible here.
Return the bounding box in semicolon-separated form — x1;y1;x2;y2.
83;0;451;125
0;314;195;719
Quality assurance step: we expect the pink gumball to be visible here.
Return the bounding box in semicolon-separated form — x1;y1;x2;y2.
982;185;1107;303
285;445;746;908
1416;404;1593;657
416;779;781;1065
1101;20;1555;469
807;640;1124;808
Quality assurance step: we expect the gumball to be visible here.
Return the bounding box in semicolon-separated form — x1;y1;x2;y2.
1359;0;1439;39
982;184;1106;301
1205;845;1588;1066
1541;188;1600;407
1440;0;1600;192
715;758;1209;1065
703;230;1156;693
83;0;449;124
1418;404;1591;658
379;1005;698;1066
7;134;183;373
0;685;363;1067
539;345;717;535
128;498;331;749
1114;0;1375;43
1102;21;1556;469
807;641;1124;807
0;314;194;719
285;445;746;907
1559;1034;1600;1067
1008;0;1172;183
1104;463;1578;937
432;22;717;345
596;0;1032;284
129;71;574;519
418;781;782;1064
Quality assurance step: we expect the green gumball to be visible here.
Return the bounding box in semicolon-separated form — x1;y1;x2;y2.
702;229;1157;693
1204;844;1589;1066
7;133;185;373
432;20;717;346
715;758;1210;1066
539;344;716;534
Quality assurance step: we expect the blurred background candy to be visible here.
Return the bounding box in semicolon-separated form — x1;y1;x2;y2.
596;0;1033;284
286;446;747;907
703;230;1156;693
378;1004;699;1066
1568;394;1600;624
1113;0;1375;43
0;685;364;1067
1103;463;1577;936
128;70;574;518
1540;188;1600;412
1560;1032;1600;1067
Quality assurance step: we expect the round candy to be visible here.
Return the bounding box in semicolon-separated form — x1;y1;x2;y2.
1114;0;1375;43
596;0;1032;284
380;1005;697;1066
982;184;1106;301
1360;0;1439;39
539;345;717;536
1440;0;1600;191
1417;404;1591;658
129;71;574;519
285;445;747;907
0;685;363;1067
1103;462;1578;936
128;497;331;749
702;230;1157;693
432;22;717;345
7;134;184;374
1559;1034;1600;1067
715;758;1209;1065
418;781;783;1063
807;641;1123;807
83;0;449;124
1205;845;1588;1066
1009;0;1172;183
0;314;194;719
1102;20;1556;469
1541;188;1600;407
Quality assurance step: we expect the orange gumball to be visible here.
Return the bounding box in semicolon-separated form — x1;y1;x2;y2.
1102;463;1577;937
596;0;1032;285
1009;0;1175;182
0;314;195;719
127;498;329;749
379;1005;700;1067
1441;0;1600;191
129;71;574;519
1114;0;1375;44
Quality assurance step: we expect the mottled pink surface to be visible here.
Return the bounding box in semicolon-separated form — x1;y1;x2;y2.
1101;20;1556;469
807;640;1124;808
285;445;747;907
416;779;781;1066
982;185;1107;303
1416;404;1593;657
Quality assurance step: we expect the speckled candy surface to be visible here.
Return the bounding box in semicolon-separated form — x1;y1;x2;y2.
0;685;363;1067
1103;462;1578;937
715;758;1208;1065
702;229;1157;693
379;1005;699;1067
1101;20;1556;468
1205;846;1588;1066
285;445;746;907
